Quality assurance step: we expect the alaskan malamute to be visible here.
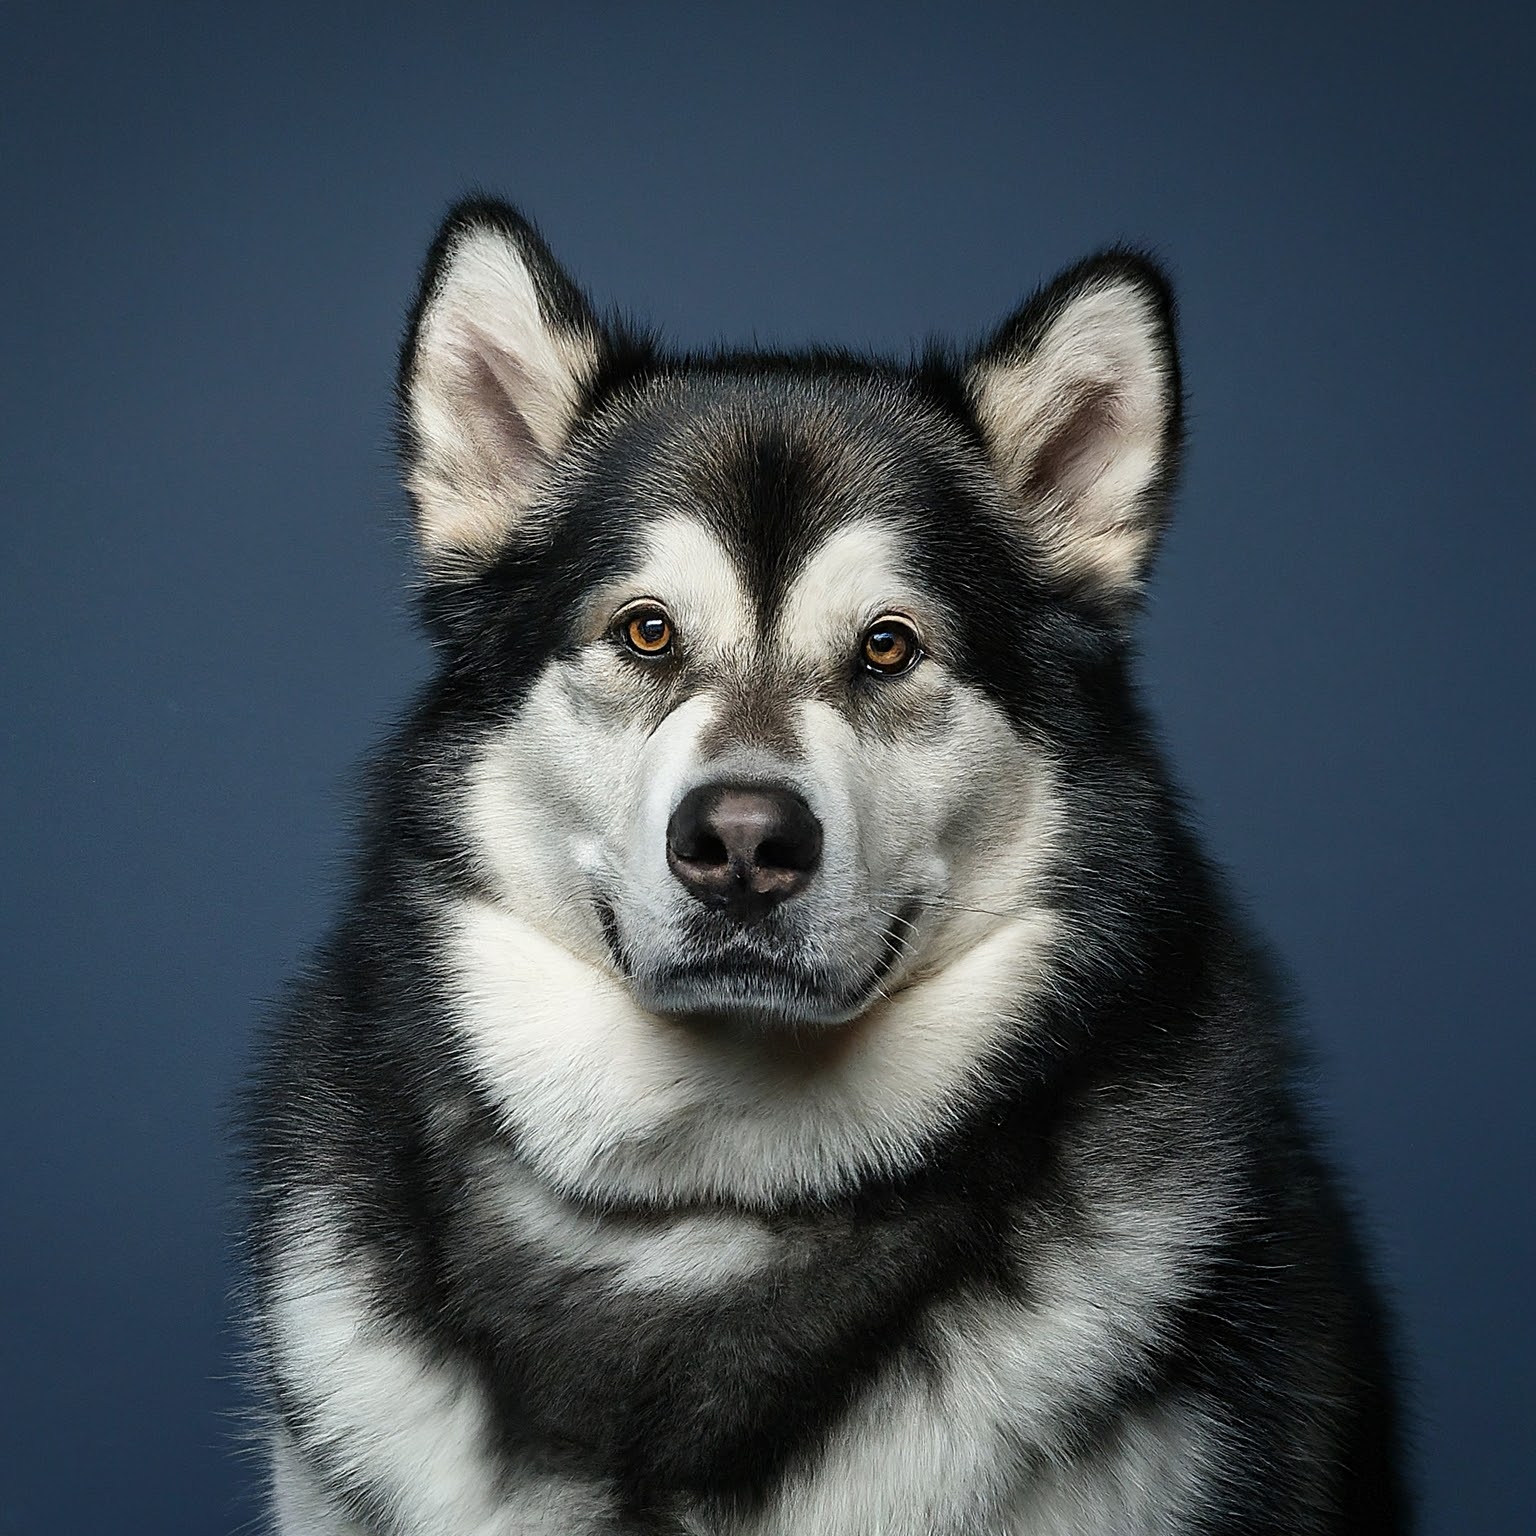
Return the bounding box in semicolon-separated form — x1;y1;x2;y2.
243;199;1410;1533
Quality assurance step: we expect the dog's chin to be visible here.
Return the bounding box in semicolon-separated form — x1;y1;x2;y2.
603;896;922;1033
627;964;874;1031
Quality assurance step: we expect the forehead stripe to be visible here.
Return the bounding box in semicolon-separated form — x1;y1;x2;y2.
625;515;752;648
775;521;911;665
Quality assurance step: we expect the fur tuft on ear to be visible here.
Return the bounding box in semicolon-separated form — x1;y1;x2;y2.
397;199;604;573
968;251;1181;608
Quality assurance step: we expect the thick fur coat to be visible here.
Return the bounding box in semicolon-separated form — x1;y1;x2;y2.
243;199;1410;1534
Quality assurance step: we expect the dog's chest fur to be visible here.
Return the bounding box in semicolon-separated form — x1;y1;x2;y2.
267;1167;1222;1529
268;1077;1233;1535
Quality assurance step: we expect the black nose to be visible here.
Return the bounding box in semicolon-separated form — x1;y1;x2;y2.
666;783;823;924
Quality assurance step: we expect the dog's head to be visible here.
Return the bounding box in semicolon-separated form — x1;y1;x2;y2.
395;200;1180;1034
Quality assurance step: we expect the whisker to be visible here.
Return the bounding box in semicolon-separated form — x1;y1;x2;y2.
871;903;922;938
867;906;919;998
871;892;1030;923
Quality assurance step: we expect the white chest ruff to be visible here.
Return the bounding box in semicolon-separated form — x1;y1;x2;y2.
442;891;1056;1208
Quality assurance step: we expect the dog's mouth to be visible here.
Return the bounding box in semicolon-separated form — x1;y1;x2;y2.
595;897;921;1028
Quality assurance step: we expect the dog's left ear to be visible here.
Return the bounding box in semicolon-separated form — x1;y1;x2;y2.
398;199;604;573
968;252;1181;610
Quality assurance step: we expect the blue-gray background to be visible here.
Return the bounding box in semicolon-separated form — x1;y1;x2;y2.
2;3;1531;1531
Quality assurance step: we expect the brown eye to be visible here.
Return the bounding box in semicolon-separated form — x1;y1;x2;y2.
860;616;922;676
618;603;674;657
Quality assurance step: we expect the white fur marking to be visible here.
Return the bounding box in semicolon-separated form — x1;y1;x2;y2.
611;514;755;654
269;1208;614;1535
774;520;918;665
479;1153;778;1294
445;863;1056;1207
271;1429;373;1535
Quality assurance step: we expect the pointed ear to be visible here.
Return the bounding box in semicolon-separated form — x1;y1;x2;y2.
397;199;604;572
967;252;1181;610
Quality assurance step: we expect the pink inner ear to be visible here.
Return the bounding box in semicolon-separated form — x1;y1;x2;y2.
1022;382;1124;510
453;327;547;482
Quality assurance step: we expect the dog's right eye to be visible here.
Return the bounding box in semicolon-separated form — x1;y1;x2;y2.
614;602;674;658
860;616;923;676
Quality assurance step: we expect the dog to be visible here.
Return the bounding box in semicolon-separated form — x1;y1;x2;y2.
242;197;1411;1534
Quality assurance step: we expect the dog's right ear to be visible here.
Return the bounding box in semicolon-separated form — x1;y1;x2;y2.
398;200;603;573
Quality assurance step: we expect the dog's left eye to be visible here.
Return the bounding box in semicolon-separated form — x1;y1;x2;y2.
615;601;675;658
860;616;922;676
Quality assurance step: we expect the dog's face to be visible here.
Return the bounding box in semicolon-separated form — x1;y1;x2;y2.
459;378;1052;1028
398;205;1179;1033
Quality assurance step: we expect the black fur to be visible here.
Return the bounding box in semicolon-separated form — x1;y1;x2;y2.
243;197;1411;1534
